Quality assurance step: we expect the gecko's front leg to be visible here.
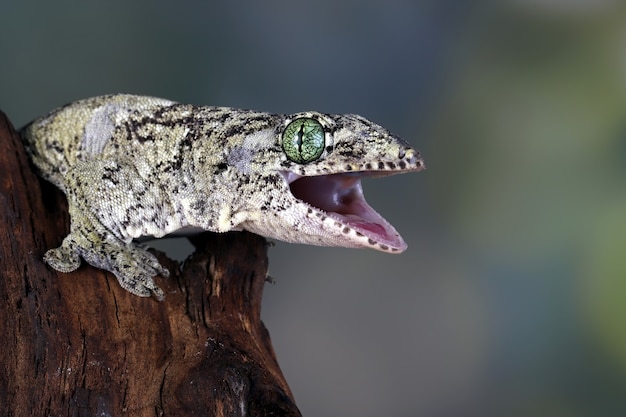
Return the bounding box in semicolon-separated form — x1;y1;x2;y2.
45;159;171;299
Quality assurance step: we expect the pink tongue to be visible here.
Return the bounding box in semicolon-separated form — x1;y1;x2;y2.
349;220;387;236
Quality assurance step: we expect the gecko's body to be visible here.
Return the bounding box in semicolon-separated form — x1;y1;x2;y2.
20;94;424;299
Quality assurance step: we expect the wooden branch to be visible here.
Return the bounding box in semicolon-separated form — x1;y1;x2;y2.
0;110;301;416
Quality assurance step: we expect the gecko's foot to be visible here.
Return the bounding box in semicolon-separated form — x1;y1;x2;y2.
82;243;169;300
44;244;81;273
114;269;166;300
115;245;169;300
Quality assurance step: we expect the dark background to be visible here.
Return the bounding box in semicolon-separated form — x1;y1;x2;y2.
3;1;626;416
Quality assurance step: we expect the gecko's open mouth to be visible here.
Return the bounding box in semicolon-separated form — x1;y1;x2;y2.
282;171;407;251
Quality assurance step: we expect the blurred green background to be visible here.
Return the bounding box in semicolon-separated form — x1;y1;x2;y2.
3;1;626;415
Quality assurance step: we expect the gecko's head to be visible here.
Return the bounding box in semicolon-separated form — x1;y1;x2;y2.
241;111;425;253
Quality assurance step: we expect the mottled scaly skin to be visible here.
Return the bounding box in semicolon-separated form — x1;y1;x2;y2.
20;94;424;299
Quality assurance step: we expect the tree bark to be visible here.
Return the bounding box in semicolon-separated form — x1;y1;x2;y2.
0;110;301;416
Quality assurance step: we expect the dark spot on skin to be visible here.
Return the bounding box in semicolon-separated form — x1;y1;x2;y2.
398;161;406;170
216;112;231;124
101;166;120;185
221;125;243;140
365;163;372;170
386;162;396;170
192;199;206;211
398;148;406;159
325;145;333;153
379;245;389;251
264;175;282;186
378;162;385;170
355;232;363;237
162;158;183;172
320;215;327;221
368;238;376;245
342;227;350;234
215;162;228;172
136;134;155;143
148;213;159;224
122;123;134;141
307;208;313;214
391;248;399;252
101;174;116;184
46;141;65;154
179;135;193;149
337;148;358;157
345;165;353;171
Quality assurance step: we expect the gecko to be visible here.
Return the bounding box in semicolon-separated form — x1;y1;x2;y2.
20;94;425;299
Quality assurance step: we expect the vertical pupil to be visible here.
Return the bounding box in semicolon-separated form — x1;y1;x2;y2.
295;125;304;151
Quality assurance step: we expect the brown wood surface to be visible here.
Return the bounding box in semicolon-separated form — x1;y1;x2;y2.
0;111;301;416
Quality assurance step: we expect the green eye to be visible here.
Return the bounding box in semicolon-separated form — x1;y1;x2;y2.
282;118;325;164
